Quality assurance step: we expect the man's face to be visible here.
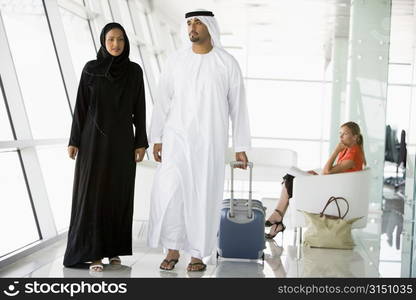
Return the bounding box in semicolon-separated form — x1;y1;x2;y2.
187;17;210;43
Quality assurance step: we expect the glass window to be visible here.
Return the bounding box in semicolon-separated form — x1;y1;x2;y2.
149;55;160;79
158;23;175;55
130;45;143;66
0;151;39;257
129;45;153;132
143;74;153;132
171;32;182;50
73;0;85;6
1;0;72;139
226;48;247;77
36;146;74;232
0;81;14;141
137;12;152;44
117;0;134;33
130;47;153;126
321;141;329;168
246;79;327;140
248;54;325;81
388;64;412;85
386;86;412;135
146;13;159;46
59;7;96;81
389;14;413;64
99;0;113;22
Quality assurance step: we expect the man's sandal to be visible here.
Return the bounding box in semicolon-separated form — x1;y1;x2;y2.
109;256;121;265
187;262;207;272
159;259;179;270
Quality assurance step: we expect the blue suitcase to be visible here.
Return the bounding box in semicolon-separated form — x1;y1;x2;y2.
217;161;266;260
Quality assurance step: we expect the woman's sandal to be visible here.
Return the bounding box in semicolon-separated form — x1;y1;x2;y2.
89;262;104;272
265;221;286;239
187;262;207;272
265;209;284;227
160;259;179;271
109;256;121;265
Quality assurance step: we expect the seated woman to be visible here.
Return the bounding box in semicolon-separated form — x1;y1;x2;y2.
265;121;366;239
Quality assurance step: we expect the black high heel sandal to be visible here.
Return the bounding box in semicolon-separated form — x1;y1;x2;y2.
265;209;284;227
265;221;286;239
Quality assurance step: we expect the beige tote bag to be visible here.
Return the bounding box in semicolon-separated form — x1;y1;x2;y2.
301;196;362;250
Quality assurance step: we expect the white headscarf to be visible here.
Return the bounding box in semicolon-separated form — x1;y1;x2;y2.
183;9;222;48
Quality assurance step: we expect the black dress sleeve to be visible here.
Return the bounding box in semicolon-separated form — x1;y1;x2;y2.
68;70;89;147
133;67;149;149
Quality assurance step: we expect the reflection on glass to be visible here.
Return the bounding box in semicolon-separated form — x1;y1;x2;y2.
0;82;13;141
59;7;96;80
0;152;39;257
382;2;412;275
36;145;75;232
1;0;72;139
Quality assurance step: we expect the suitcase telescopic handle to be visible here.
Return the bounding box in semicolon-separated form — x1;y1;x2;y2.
229;161;253;218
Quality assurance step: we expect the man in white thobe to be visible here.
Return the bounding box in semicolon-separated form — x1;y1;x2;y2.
147;10;251;272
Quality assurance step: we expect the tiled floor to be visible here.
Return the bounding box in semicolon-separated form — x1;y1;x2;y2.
0;224;382;278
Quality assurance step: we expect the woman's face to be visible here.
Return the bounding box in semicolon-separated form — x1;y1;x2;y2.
339;126;357;147
105;28;125;56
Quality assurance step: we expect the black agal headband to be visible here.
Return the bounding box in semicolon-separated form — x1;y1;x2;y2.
185;11;214;18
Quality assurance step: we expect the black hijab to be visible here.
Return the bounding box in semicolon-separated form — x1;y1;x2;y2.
85;22;130;81
83;23;135;136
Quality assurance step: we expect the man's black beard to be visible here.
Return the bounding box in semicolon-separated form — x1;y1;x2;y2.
190;36;200;42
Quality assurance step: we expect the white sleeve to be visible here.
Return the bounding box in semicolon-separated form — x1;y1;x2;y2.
227;59;251;152
149;56;174;144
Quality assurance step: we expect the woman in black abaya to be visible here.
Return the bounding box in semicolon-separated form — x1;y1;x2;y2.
63;23;148;272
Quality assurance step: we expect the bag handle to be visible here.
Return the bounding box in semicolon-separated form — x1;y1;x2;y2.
320;196;349;219
230;161;254;218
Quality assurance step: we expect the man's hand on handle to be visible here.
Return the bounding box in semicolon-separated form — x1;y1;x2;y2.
235;151;248;169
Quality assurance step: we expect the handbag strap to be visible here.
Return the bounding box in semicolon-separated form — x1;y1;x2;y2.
320;196;341;218
320;196;349;219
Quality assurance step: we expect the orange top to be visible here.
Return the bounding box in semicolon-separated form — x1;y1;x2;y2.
337;144;364;172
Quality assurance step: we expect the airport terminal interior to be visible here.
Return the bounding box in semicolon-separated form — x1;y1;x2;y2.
0;0;416;277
